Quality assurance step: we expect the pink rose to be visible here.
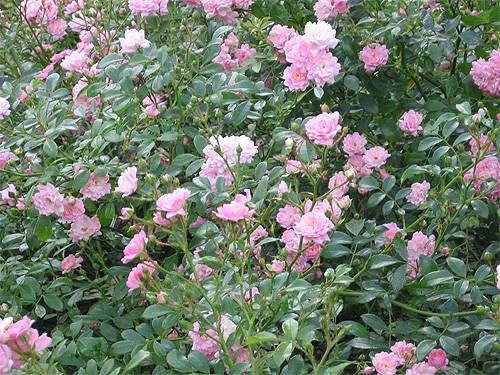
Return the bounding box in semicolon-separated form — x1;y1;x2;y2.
407;181;431;206
427;349;448;371
399;110;424;137
215;201;253;221
359;43;390;71
305;112;342;146
62;254;84;274
407;231;435;260
372;352;398;375
0;98;11;119
69;215;102;242
0;151;15;169
0;345;13;374
32;183;65;216
115;166;138;197
7;316;33;341
294;211;335;244
390;340;415;365
121;230;149;264
156;188;190;218
60;196;85;222
363;146;391;169
119;29;151;54
406;362;437;375
80;172;111;201
272;260;284;273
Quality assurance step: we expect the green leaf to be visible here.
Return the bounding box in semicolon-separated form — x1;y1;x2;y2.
255;162;267;181
344;75;359;91
111;340;137;355
358;176;379;190
142;305;171;319
254;176;268;201
359;93;378;114
422;270;454;286
456;102;471;115
87;82;108;97
326;363;352;375
74;170;91;190
369;254;398;269
246;332;277;345
46;73;59;93
124;350;150;373
172;154;197;166
43;139;58;157
417;340;435;361
298;141;317;163
462;15;488;26
98;53;123;68
194;135;208;156
440;336;460;357
460;30;482;45
314;87;324;99
274;342;293;366
167;350;196;372
43;294;63;311
367;192;385;208
471;200;489;219
345;219;364;236
447;257;467;278
382;175;396;192
188;351;210;374
392;265;407;292
35;215;53;241
282;318;298;339
232;101;251;126
474;335;496;359
418;137;442;151
228;363;251;375
379;118;402;142
362;314;387;334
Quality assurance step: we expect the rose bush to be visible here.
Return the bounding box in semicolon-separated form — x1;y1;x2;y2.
0;0;500;374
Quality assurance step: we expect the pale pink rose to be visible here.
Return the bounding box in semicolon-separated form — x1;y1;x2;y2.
303;21;339;56
272;260;284;272
0;98;10;119
268;25;296;51
278;181;289;196
294;211;335;244
0;151;14;169
407;181;431;206
61;254;84;274
464;156;500;200
193;261;214;283
157;292;167;303
235;43;256;65
363;146;391;169
60;50;89;73
33;183;64;216
343;132;367;156
364;366;373;374
188;321;220;359
0;184;18;206
126;261;158;294
276;205;301;229
359;43;390;71
115;166;138;196
305;112;342;146
470;134;496;156
69;215;102;242
121;230;149;264
215;201;253;221
119;29;151;54
383;223;404;243
120;207;134;220
283;64;310;91
372;352;398;375
399;110;424;137
390;340;415;365
427;349;448;371
80;172;111;201
156;188;190;218
407;231;435;260
0;345;13;374
314;0;336;21
47;18;67;39
60;196;85;222
7;316;33;341
328;172;349;199
284;36;312;69
306;50;341;87
406;362;437;375
334;0;349;14
127;0;160;17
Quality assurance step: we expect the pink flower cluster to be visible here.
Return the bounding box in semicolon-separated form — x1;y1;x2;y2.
127;0;170;17
313;0;349;21
371;342;447;375
62;254;83;274
126;261;159;294
341;132;391;191
213;33;256;73
0;98;10;120
31;182;102;242
21;0;68;40
399;110;424;137
188;314;250;367
470;48;500;96
407;181;431;206
359;43;390;72
0;316;52;373
200;135;258;189
269;21;341;91
406;231;436;280
305;112;342;146
201;0;253;25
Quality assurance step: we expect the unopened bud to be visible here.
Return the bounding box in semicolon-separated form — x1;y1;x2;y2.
290;122;300;132
484;251;492;261
321;104;329;112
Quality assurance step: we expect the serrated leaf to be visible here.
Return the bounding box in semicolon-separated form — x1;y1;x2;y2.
417;340;435;361
167;350;195;373
440;336;460;357
142;305;171;319
188;350;210;374
471;200;489;219
447;257;467;278
358;176;379;190
474;335;496;359
43;294;63;311
232;101;251;126
369;254;398;269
